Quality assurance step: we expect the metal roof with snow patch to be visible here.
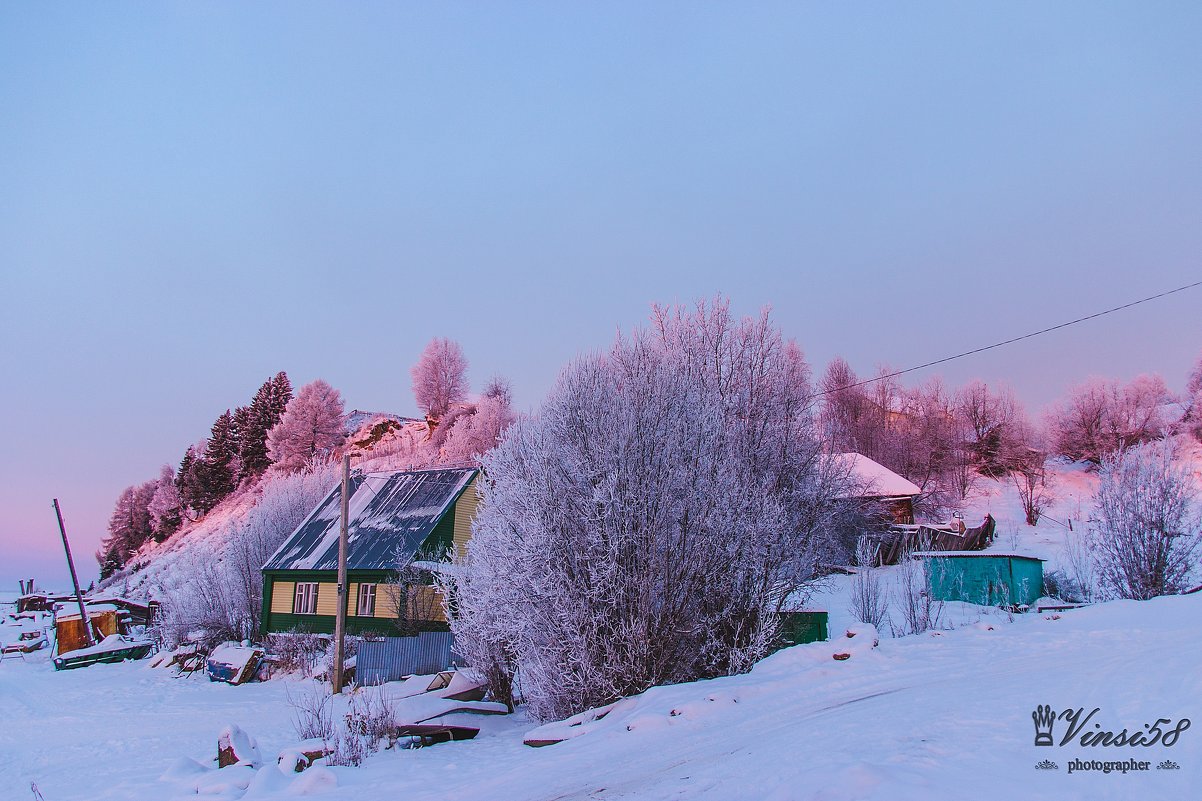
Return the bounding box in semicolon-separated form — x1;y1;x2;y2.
834;453;922;499
263;467;477;572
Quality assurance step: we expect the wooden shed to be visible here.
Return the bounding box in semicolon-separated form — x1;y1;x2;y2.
835;453;922;525
913;552;1045;608
54;604;125;655
260;467;480;637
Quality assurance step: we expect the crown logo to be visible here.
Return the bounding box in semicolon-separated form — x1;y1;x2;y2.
1032;704;1055;746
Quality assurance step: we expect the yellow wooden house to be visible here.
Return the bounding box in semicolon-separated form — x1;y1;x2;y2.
260;467;479;636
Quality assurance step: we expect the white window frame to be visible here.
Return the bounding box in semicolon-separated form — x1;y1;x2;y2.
357;583;377;617
293;582;318;615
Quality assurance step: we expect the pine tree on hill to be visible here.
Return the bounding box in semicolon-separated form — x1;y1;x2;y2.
97;547;123;581
239;371;293;479
197;410;239;512
177;444;205;518
231;404;251;470
132;478;157;542
99;486;138;570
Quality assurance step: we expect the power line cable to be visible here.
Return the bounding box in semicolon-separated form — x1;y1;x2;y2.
816;279;1202;396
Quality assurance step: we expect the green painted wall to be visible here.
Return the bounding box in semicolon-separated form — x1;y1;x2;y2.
261;568;453;637
262;569;395;636
775;610;829;649
923;555;1043;607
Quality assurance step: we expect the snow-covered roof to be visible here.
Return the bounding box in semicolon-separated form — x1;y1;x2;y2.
834;453;922;499
263;467;478;573
55;603;119;621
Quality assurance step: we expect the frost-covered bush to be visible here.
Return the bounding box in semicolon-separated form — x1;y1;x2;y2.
154;464;338;647
1091;441;1200;600
890;552;942;636
848;540;889;630
1061;529;1098;603
267;631;330;676
450;299;849;722
1041;569;1083;603
150;556;244;651
345;685;396;747
287;684;335;741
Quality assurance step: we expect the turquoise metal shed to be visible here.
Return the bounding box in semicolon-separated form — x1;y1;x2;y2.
913;552;1044;608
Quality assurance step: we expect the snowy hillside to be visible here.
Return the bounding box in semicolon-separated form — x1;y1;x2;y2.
97;411;427;599
2;590;1197;800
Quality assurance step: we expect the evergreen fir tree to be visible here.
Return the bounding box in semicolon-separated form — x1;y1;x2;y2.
177;445;206;517
231;404;251;477
97;547;123;581
197;411;239;512
238;371;293;479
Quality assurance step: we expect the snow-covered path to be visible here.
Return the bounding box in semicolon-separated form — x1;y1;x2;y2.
2;594;1198;800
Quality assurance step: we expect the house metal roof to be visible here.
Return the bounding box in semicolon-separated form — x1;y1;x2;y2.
910;551;1045;561
263;467;477;572
834;453;922;499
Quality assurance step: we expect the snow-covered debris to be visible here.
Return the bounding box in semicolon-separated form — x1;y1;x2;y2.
217;724;263;768
207;643;265;685
276;738;329;773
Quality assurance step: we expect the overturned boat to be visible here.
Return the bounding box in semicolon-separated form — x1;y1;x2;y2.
53;633;155;670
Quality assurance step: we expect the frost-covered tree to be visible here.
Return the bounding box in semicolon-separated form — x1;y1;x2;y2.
1184;350;1202;441
819;357;871;454
819;362;965;512
147;464;182;541
97;478;157;571
438;390;516;466
450;299;847;721
1048;376;1170;464
954;380;1021;477
482;374;512;406
411;338;468;421
1091;441;1200;600
266;379;347;473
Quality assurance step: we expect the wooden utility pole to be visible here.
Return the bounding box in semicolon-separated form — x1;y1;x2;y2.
332;454;351;694
53;499;95;648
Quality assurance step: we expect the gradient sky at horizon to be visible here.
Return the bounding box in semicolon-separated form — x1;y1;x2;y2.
3;3;1201;588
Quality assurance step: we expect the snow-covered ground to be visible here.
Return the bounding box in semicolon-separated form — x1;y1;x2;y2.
7;461;1198;801
2;588;1198;800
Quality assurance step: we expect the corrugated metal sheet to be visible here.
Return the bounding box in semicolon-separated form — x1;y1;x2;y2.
923;553;1044;606
263;468;478;572
356;633;460;685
